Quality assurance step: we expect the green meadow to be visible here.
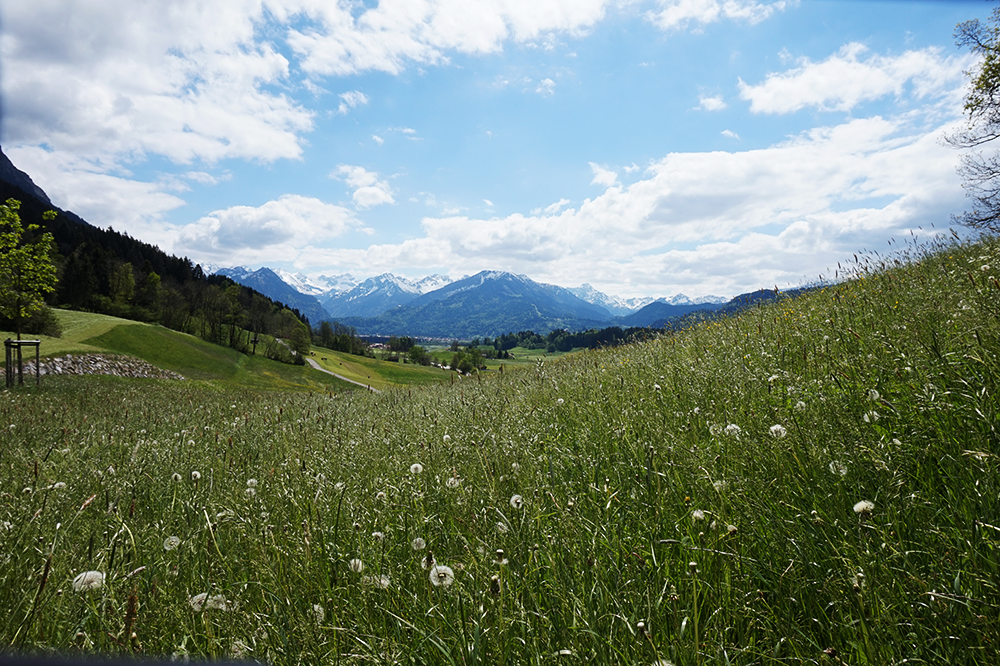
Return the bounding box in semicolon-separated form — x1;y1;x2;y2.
1;234;999;664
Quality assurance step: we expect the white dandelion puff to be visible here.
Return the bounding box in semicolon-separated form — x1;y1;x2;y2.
769;424;787;438
794;401;806;411
829;461;847;476
411;537;426;551
410;463;424;474
429;565;455;587
724;424;741;437
363;574;391;589
163;536;181;551
446;476;461;489
72;571;105;592
863;411;880;423
442;435;451;443
205;594;229;611
190;471;201;481
692;509;706;522
349;558;365;573
53;482;66;490
246;479;257;488
372;531;385;542
312;604;325;624
171;473;182;483
868;389;880;401
188;593;208;611
853;500;875;515
509;494;524;509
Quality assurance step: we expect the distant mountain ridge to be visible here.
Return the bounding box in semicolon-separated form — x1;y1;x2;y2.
214;266;332;325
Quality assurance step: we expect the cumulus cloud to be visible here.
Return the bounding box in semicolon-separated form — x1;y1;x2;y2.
647;0;789;32
333;165;396;209
738;43;969;114
697;94;727;111
175;194;359;264
536;78;556;96
2;1;313;166
337;90;369;114
284;0;610;77
721;129;740;139
310;110;963;297
589;163;619;187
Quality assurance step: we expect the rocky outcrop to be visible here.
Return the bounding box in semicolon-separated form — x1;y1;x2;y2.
17;353;185;380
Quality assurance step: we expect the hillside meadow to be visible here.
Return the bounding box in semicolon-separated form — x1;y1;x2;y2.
1;234;999;664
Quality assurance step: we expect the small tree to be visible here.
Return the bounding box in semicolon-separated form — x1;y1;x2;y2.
0;199;58;340
950;7;1000;231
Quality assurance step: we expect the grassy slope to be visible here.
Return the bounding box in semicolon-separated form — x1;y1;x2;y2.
1;235;999;664
311;346;453;389
2;311;359;392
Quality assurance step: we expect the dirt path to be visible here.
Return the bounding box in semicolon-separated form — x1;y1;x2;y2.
305;357;381;393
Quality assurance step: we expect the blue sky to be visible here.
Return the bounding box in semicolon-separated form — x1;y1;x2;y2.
0;0;989;298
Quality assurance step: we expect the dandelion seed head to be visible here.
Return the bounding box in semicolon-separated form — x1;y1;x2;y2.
72;571;104;592
312;604;325;623
363;574;391;589
171;473;182;483
410;463;423;474
868;389;880;401
205;594;229;611
446;476;461;489
853;500;875;515
724;424;741;437
372;531;385;542
246;479;257;488
53;482;66;490
163;536;181;551
442;435;451;443
349;558;364;573
191;471;201;481
795;401;806;411
863;411;880;423
829;461;847;476
769;424;787;438
692;509;706;522
429;564;455;587
411;537;426;551
509;494;524;509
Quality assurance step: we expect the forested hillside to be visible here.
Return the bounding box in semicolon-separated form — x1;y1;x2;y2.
0;170;332;364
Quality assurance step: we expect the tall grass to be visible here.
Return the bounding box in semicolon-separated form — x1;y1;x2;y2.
1;234;998;664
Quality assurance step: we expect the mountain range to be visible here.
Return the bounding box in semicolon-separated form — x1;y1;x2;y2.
210;263;736;338
0;147;772;340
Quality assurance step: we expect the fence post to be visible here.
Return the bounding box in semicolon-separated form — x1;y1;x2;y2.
4;339;10;389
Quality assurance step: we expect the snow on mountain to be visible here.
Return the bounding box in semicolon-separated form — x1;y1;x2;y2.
414;274;452;294
568;284;657;316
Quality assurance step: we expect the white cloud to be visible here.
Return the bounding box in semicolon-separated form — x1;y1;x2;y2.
721;129;740;139
284;0;610;77
738;43;969;114
2;1;313;166
175;194;359;264
333;165;396;209
647;0;789;32
697;94;727;111
484;199;495;207
372;134;385;145
536;78;556;96
589;163;619;187
545;198;571;214
337;90;370;114
312;110;963;297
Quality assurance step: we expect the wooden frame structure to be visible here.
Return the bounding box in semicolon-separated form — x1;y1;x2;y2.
4;338;40;388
